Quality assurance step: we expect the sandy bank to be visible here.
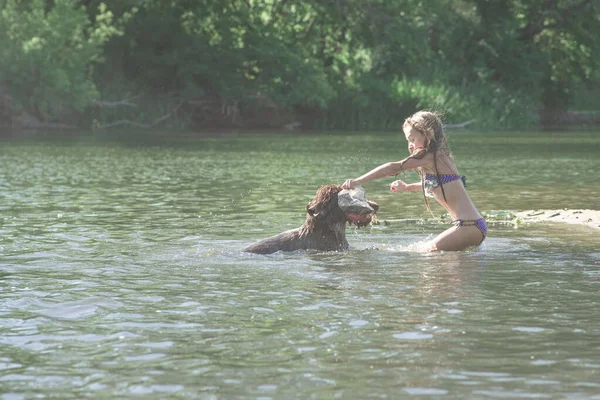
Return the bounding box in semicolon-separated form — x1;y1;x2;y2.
513;209;600;230
378;209;600;231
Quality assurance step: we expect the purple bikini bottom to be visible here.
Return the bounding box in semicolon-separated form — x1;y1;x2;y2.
453;218;487;242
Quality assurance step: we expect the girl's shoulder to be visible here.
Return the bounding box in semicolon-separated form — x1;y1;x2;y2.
427;154;458;175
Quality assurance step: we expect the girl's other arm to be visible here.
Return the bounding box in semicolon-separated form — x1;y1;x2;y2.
390;180;422;192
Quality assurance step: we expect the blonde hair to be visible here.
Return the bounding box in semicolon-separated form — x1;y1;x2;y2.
402;110;453;209
403;110;451;157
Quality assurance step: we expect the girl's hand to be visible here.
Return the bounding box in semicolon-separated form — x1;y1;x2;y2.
390;179;408;193
342;179;359;190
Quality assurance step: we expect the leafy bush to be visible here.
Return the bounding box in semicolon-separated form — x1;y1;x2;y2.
319;77;539;132
0;0;120;120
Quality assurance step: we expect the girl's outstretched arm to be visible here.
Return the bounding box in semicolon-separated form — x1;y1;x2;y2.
342;154;430;189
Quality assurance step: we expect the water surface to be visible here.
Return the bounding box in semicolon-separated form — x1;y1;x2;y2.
1;131;599;399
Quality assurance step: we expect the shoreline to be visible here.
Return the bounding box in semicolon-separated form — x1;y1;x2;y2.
513;209;600;230
378;209;600;230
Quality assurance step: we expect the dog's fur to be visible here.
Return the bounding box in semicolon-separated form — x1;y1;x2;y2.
243;185;378;254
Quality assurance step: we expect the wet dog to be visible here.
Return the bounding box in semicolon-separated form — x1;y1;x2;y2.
243;185;378;254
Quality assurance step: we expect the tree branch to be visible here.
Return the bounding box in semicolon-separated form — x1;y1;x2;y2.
297;15;317;38
21;121;77;130
444;119;476;129
15;112;76;130
92;95;140;108
94;102;183;130
92;100;138;108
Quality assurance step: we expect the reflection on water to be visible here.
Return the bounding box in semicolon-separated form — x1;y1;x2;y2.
0;132;599;399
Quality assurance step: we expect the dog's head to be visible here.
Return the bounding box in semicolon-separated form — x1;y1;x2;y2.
305;184;378;229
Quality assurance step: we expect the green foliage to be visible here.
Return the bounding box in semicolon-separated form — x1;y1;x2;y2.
96;0;337;107
320;77;538;131
0;0;120;120
1;0;598;129
299;0;593;130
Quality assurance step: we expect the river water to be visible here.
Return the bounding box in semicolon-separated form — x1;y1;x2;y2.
1;131;599;399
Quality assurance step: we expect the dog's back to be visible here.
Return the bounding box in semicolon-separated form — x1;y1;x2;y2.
244;185;348;254
243;228;306;254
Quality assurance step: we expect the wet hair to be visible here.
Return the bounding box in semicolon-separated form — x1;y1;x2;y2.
401;110;452;209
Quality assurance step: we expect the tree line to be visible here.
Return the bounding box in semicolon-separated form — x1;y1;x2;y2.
0;0;598;133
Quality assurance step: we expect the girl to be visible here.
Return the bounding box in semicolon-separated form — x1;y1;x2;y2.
342;110;486;251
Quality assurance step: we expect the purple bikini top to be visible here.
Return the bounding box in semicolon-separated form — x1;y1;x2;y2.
424;173;467;188
423;173;466;198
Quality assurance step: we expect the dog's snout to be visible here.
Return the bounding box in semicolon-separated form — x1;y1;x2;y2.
368;201;379;212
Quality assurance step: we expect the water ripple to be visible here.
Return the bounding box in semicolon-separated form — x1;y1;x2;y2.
1;137;599;399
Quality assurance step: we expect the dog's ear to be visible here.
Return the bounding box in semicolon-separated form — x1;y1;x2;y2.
307;201;329;218
307;186;340;218
306;203;320;217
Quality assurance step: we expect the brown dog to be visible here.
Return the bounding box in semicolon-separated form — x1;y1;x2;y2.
243;185;378;254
